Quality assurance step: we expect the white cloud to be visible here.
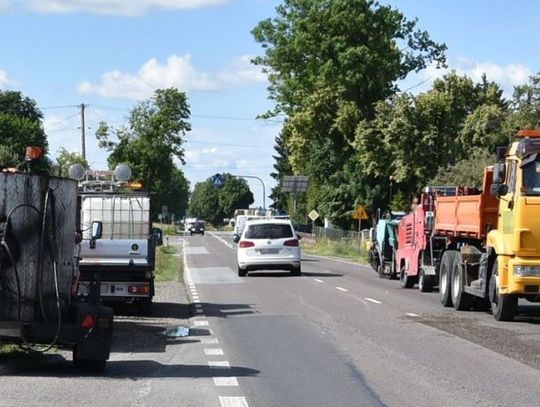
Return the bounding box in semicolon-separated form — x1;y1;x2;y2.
79;54;219;99
218;55;267;86
26;0;231;16
0;68;11;87
402;58;532;96
79;54;267;100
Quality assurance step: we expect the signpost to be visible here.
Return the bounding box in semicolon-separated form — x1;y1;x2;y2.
352;205;369;231
308;209;319;232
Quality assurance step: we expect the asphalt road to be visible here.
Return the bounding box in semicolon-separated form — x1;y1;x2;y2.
1;232;539;407
187;231;540;407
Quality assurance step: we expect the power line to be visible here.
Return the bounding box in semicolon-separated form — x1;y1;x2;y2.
44;112;80;131
41;104;80;110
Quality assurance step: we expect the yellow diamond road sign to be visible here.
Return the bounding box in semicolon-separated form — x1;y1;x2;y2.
353;206;369;220
308;210;320;221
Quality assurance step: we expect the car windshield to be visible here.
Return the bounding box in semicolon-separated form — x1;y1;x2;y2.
522;159;540;194
245;224;294;239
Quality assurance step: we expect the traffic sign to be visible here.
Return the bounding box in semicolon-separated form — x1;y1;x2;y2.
308;210;320;221
352;206;369;220
213;173;224;188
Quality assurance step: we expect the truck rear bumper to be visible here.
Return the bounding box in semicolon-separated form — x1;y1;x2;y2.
78;281;152;299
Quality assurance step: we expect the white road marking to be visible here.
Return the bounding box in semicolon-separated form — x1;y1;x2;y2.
192;296;200;300
214;377;239;386
195;310;204;315
193;299;201;303
406;312;420;317
365;297;382;304
209;232;235;249
219;397;249;407
205;348;224;355
336;287;349;292
208;361;231;369
194;320;209;326
201;338;219;344
314;279;324;283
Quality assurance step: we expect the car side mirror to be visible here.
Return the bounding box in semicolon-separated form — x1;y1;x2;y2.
233;234;240;243
91;221;103;240
153;227;163;246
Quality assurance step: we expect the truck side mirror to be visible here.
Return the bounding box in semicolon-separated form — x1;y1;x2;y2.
91;221;103;240
153;227;163;246
490;183;508;196
492;162;506;184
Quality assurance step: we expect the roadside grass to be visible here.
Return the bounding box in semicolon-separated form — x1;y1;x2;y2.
302;237;369;264
155;245;183;282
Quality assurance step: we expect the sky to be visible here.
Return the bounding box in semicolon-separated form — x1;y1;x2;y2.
0;0;539;210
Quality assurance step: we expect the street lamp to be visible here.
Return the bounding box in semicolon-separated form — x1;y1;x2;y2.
231;174;266;213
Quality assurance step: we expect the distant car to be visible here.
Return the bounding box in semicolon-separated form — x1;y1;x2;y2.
235;218;301;277
189;221;205;236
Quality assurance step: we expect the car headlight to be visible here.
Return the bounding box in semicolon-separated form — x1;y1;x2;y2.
514;266;540;276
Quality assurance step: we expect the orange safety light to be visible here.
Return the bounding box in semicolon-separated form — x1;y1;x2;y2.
128;181;143;189
517;129;540;138
25;146;43;161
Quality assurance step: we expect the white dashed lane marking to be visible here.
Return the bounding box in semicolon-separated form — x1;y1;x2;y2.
205;348;224;356
406;312;420;317
214;377;239;386
201;338;219;344
314;279;324;283
219;397;249;407
336;287;349;292
193;320;209;326
365;297;382;304
208;361;231;369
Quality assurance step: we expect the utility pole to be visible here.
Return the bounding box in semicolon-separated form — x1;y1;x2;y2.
80;103;86;160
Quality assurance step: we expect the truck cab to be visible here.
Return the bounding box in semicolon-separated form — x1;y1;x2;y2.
487;130;540;318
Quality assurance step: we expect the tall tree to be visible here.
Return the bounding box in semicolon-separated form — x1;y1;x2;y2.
252;0;446;226
189;174;254;226
269;129;292;212
0;90;48;168
95;88;191;219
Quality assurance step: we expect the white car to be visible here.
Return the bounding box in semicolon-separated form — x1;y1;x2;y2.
235;219;301;276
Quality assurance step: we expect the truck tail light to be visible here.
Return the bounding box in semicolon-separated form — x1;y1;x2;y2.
239;241;255;248
129;284;149;294
284;239;299;247
81;315;95;329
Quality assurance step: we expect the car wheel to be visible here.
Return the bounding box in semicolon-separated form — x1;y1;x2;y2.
238;267;247;277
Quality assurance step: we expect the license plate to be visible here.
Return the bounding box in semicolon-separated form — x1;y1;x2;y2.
259;248;279;255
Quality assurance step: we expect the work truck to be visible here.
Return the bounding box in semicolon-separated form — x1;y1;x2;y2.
73;164;162;314
0;148;112;372
397;130;540;321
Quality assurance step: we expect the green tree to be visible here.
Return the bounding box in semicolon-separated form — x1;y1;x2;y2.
506;71;540;131
430;149;496;188
189;174;254;226
95;88;191;220
269;129;293;212
53;147;89;177
0;90;49;168
252;0;446;227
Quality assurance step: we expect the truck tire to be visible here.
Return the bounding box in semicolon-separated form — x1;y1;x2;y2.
399;265;416;288
451;255;473;311
489;263;517;321
439;251;454;307
418;269;434;293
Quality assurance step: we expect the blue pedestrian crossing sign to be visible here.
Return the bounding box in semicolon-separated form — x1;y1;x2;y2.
213;173;224;188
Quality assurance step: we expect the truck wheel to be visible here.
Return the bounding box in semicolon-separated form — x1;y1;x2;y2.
451;257;473;311
489;263;517;321
418;269;434;293
399;266;415;288
238;267;247;277
439;251;455;307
